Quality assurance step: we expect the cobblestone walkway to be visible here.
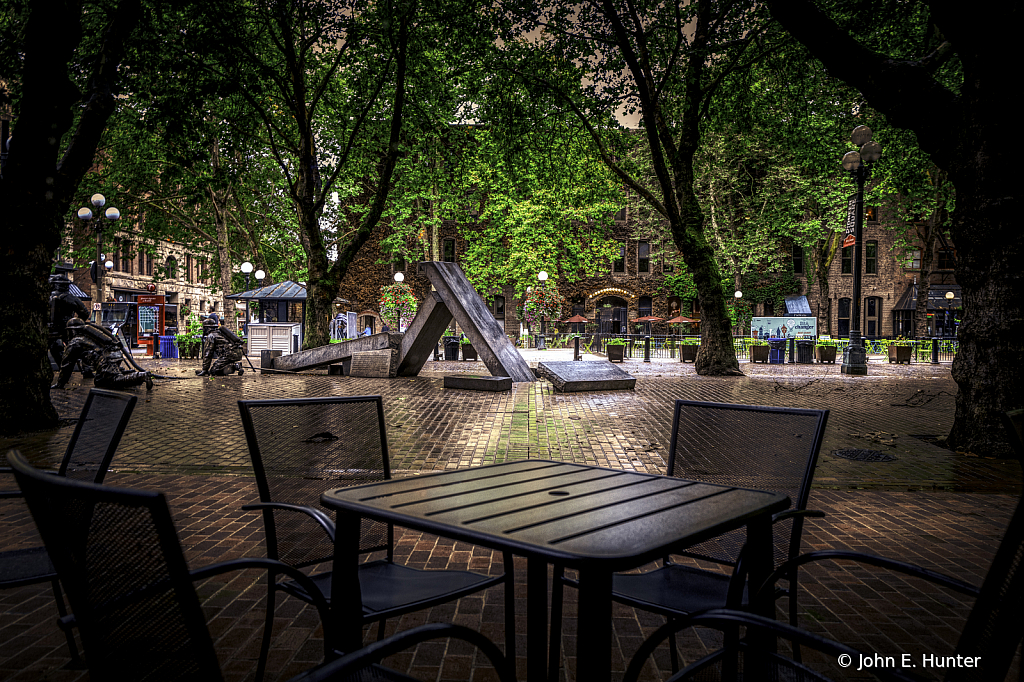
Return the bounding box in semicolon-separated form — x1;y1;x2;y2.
0;351;1019;681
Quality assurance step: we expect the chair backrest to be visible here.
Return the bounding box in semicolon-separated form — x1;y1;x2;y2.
7;449;222;681
949;487;1024;682
57;388;137;483
238;396;391;568
666;400;829;566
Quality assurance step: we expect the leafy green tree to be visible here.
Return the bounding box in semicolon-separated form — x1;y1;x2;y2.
767;0;1020;456
494;0;784;375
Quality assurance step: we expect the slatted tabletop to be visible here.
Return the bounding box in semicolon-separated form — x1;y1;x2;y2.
321;459;789;682
322;459;788;569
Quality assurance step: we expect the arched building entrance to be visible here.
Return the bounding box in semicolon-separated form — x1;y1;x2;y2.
594;296;628;334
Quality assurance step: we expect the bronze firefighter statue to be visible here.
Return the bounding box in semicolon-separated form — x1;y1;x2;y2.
196;314;244;376
52;318;153;391
48;274;91;368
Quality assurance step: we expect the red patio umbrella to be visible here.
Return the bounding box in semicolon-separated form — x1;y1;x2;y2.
666;315;698;324
563;314;589;323
633;315;663;335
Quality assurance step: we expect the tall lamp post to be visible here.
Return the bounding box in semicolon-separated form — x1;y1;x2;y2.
840;126;882;376
537;270;549;349
254;269;265;324
944;290;955;336
77;193;119;322
240;261;253;335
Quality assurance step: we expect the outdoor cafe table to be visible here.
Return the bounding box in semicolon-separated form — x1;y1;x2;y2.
320;459;789;682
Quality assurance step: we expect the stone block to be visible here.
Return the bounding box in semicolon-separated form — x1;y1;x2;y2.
260;349;283;375
443;375;513;391
535;361;636;392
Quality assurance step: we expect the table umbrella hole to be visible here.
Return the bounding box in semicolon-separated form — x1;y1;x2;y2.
549;490;571;496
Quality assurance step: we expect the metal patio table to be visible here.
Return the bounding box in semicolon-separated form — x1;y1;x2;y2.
321;459;789;682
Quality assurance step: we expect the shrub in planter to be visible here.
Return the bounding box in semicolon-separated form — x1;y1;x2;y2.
815;338;837;364
605;337;626;363
679;339;699;363
888;342;912;364
749;340;769;363
460;338;478;361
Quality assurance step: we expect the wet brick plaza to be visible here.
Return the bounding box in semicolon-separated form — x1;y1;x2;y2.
1;349;1020;681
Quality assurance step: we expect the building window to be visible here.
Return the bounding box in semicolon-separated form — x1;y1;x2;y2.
613;243;625;273
838;297;851;336
763;301;774;317
638;296;652;318
841;246;853;274
865;296;882;337
667;296;681;316
638;241;650;273
662;244;675;273
112;238;121;272
866;206;878;221
166;256;178;280
938;247;956;270
614;207;627;222
793;244;803;274
865;241;878;275
138;250;146;275
905;249;921;269
185;254;193;282
493;295;505;319
442;239;455;263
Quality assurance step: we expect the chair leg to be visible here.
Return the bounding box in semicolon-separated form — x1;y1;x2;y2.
376;619;388;641
548;564;564;682
254;583;278;682
502;551;516;665
51;579;82;667
668;618;680;673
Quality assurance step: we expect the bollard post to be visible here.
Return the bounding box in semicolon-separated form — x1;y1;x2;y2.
644;336;651;362
788;337;795;363
574;336;580;361
931;337;940;364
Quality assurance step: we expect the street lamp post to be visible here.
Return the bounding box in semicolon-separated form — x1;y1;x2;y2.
840;126;882;376
537;271;548;349
253;269;265;323
78;193;119;323
944;290;955;336
240;261;253;335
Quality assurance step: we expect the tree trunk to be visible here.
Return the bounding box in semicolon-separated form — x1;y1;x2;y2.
0;0;141;435
811;230;841;336
913;220;934;339
208;135;234;324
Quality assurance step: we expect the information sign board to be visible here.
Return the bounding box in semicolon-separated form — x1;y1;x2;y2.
751;316;817;339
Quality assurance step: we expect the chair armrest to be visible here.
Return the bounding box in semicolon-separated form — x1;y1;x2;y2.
286;623;515;682
771;508;826;524
190;557;334;658
756;549;980;601
623;609;922;682
242;502;336;542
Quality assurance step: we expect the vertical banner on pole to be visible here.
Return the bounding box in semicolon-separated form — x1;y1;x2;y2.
842;195;858;248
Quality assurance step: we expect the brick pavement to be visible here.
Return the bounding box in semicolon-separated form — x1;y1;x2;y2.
0;351;1020;681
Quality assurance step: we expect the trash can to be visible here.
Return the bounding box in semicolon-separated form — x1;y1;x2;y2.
159;335;179;359
443;336;460;361
796;339;814;364
768;338;786;364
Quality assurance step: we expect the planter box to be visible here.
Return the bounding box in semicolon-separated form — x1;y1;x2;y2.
816;345;837;364
462;344;478;361
750;345;769;363
888;344;912;364
679;345;698;363
607;344;625;363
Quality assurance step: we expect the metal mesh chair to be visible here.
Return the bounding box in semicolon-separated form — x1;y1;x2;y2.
0;388;136;664
550;400;829;676
6;449;330;681
624;483;1024;682
238;396;515;682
